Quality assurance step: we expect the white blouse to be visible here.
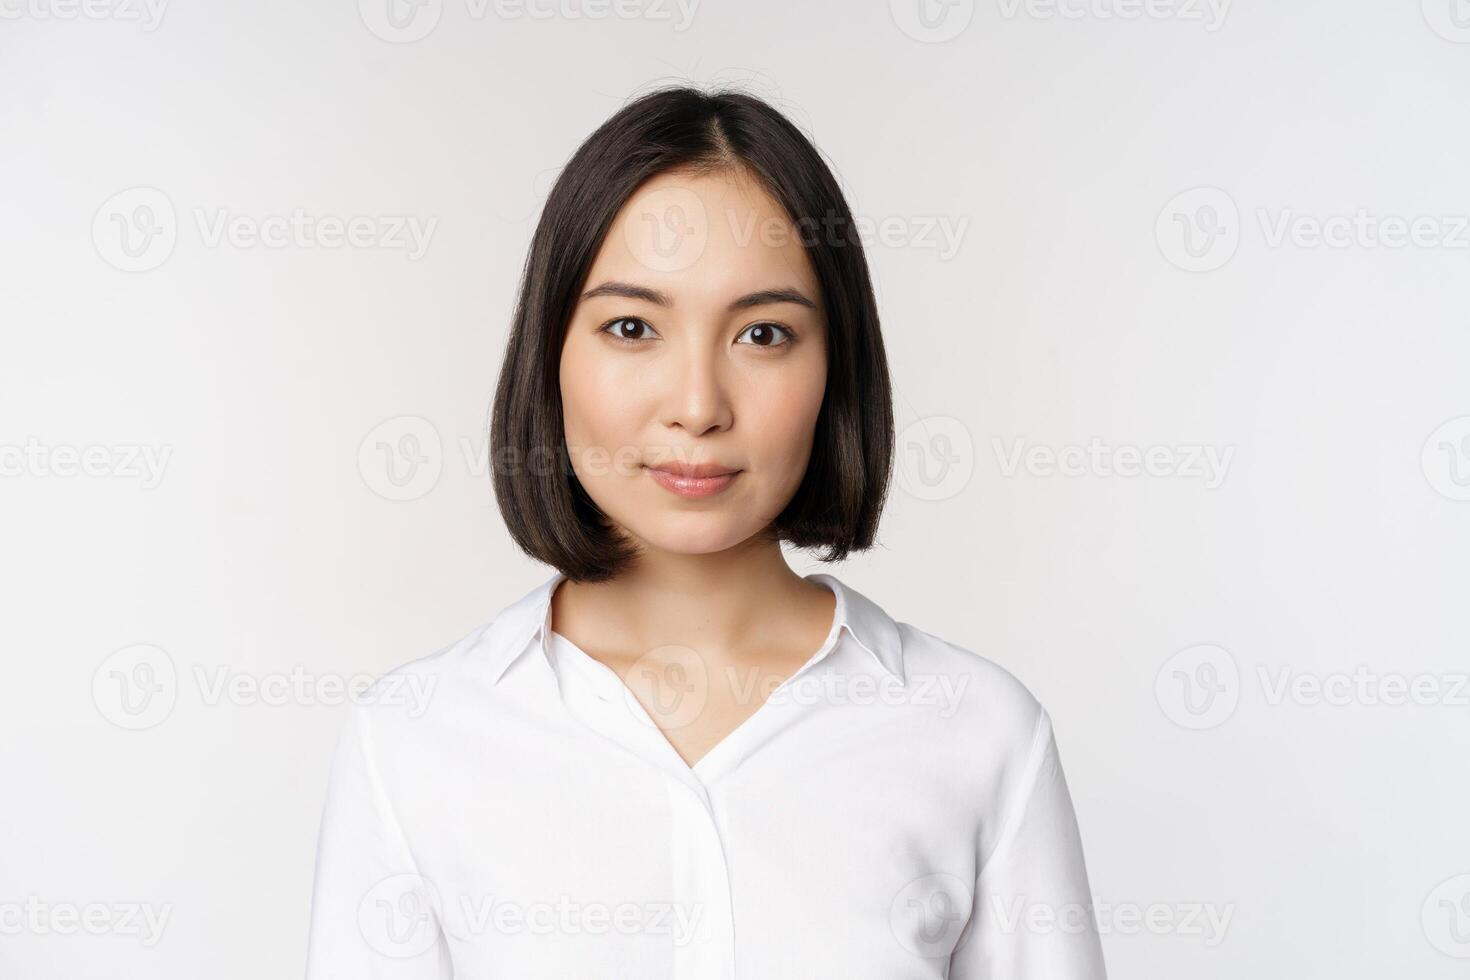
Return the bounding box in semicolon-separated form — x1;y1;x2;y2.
306;570;1107;979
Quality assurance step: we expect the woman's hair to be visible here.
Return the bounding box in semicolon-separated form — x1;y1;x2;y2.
490;85;894;583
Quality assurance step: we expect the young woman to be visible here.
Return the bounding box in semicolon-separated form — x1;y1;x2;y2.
306;86;1107;979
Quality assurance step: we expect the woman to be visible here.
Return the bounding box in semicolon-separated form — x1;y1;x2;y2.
306;85;1107;979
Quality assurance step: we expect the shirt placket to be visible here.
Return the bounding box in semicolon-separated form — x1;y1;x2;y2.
549;636;737;980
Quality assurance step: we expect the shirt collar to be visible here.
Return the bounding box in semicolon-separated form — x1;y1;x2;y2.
484;570;906;688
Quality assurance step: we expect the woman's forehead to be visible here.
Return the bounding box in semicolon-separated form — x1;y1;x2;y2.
587;171;819;305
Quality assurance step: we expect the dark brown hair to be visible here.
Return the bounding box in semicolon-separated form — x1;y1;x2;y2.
490;85;894;582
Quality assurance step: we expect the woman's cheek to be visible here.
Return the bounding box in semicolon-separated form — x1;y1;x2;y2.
751;386;823;489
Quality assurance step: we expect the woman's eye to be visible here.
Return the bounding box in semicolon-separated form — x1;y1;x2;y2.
736;322;794;348
600;316;658;344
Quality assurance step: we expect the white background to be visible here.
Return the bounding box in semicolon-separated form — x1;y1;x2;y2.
3;0;1469;976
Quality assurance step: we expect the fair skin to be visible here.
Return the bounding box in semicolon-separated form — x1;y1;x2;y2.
553;165;838;769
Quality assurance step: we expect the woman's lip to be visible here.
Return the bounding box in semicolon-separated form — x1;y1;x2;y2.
644;466;740;498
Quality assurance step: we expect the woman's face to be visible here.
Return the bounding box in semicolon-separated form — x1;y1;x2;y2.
559;167;828;557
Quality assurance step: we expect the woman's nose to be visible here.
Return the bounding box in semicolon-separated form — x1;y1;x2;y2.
658;339;733;437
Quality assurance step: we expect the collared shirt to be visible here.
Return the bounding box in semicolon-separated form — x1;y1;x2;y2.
305;570;1107;979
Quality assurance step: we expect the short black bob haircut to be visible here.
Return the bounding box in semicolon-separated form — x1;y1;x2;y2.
490;85;895;583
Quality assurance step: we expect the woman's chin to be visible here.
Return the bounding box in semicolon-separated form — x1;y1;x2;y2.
627;520;753;558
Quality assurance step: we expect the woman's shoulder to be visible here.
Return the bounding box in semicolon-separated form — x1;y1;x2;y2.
364;573;559;693
329;597;546;772
893;619;1053;744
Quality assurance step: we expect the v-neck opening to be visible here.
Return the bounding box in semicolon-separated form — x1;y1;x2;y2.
549;629;727;774
546;594;845;779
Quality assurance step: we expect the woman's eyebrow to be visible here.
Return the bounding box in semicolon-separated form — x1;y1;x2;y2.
581;281;816;312
728;287;816;312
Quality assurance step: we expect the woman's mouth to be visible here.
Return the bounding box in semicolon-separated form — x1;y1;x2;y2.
643;465;741;498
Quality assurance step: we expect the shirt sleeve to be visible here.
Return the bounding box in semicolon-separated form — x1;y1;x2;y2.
948;708;1108;979
305;703;454;980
